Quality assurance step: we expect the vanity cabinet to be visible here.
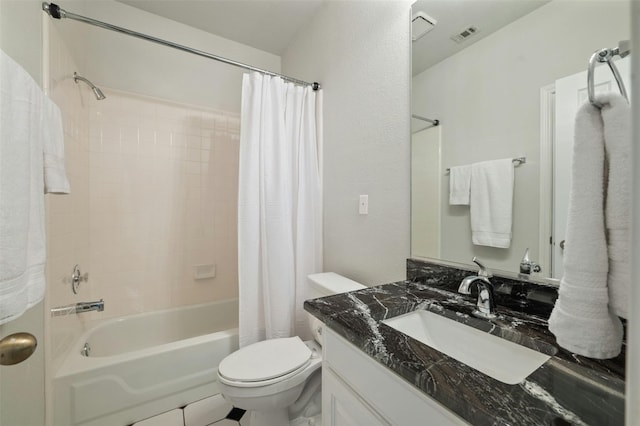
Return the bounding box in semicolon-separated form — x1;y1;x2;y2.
322;328;467;426
323;368;389;425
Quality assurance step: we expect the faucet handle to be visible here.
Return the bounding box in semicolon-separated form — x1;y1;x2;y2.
472;257;492;278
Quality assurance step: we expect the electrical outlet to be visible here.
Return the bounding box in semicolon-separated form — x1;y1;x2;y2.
359;195;368;215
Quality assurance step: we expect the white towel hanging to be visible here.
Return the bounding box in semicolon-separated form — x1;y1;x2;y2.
0;49;69;325
469;158;514;248
548;94;627;359
449;165;471;205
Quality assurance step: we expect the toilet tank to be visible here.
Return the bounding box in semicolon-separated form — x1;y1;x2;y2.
306;273;366;344
307;272;366;299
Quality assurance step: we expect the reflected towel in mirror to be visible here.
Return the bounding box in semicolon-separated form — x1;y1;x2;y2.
470;159;514;248
449;165;471;205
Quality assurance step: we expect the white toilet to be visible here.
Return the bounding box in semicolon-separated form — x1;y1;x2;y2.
217;272;366;426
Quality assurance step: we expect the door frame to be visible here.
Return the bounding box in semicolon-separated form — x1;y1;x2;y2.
539;84;555;278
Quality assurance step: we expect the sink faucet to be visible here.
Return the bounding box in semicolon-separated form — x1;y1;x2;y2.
458;258;497;319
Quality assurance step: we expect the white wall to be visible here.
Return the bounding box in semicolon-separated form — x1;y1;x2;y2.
51;0;281;112
412;0;630;273
282;1;413;286
0;0;42;83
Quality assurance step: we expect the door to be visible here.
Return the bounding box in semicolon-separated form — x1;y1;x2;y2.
553;56;631;277
0;304;45;426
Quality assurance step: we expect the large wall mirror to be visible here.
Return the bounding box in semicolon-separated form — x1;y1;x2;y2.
411;0;631;281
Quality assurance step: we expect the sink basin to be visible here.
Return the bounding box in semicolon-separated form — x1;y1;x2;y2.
382;310;551;385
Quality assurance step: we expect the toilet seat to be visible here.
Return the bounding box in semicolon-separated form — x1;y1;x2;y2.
218;337;312;388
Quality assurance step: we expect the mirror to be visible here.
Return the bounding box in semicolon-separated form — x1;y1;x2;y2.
410;0;631;280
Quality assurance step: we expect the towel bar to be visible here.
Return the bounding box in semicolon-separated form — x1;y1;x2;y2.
445;157;526;174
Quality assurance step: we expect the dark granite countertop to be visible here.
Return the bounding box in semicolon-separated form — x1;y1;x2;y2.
304;260;625;426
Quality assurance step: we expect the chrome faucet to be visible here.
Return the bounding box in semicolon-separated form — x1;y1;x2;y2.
458;258;497;319
51;299;104;316
75;299;105;313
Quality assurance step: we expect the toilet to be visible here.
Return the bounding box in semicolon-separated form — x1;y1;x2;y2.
217;273;366;426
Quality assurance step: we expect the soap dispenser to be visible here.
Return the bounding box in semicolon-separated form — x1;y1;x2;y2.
519;248;541;276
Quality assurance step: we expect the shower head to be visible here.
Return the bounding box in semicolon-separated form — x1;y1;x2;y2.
73;72;106;100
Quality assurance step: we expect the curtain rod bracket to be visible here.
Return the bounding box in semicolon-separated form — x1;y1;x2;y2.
42;2;62;19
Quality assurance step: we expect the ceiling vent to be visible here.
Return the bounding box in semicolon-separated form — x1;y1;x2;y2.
450;26;479;43
412;11;437;42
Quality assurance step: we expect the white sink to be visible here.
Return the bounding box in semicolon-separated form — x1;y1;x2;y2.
382;310;551;385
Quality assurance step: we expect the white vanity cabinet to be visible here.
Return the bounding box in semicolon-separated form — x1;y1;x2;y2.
322;328;468;426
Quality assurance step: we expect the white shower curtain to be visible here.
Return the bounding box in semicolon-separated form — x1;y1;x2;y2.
238;73;323;348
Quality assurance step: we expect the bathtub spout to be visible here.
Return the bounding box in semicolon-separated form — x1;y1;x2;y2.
75;299;104;313
51;299;104;316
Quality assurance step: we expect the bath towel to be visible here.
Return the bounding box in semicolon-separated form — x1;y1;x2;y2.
601;94;631;319
0;49;67;325
43;99;70;194
470;159;514;248
449;165;471;205
548;95;624;359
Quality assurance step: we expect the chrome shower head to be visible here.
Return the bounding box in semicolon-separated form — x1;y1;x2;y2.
91;86;106;100
73;72;106;100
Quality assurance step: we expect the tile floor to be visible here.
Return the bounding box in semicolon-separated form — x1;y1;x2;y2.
210;407;249;426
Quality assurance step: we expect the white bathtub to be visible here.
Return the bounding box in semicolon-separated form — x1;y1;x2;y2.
53;299;239;426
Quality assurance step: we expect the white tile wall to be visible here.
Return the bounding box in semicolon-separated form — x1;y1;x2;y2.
46;22;92;373
46;24;241;372
85;89;240;319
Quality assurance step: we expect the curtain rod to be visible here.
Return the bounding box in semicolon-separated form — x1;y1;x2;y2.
412;114;439;126
41;2;320;91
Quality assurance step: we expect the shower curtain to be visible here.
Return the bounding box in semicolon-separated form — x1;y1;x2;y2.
238;72;322;348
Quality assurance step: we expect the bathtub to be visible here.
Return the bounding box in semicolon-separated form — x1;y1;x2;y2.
53;299;239;426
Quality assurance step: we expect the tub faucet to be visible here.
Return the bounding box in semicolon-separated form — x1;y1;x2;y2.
458;258;497;319
75;299;105;313
51;299;104;316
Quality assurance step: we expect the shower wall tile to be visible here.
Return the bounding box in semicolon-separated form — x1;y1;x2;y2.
46;22;93;374
47;19;240;376
86;89;240;320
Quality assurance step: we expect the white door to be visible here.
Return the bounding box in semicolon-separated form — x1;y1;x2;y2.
553;56;631;278
0;304;45;426
411;125;441;258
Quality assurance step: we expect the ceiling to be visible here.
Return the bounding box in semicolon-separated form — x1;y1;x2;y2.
412;0;549;75
116;0;549;74
115;0;324;56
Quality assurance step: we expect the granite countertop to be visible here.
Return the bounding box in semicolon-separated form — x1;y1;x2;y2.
304;261;625;426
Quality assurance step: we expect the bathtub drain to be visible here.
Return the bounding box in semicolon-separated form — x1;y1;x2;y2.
81;342;91;357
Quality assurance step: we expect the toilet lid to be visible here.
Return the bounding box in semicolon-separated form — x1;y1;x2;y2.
218;336;312;383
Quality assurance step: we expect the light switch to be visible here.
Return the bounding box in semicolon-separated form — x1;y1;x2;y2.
359;195;368;215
